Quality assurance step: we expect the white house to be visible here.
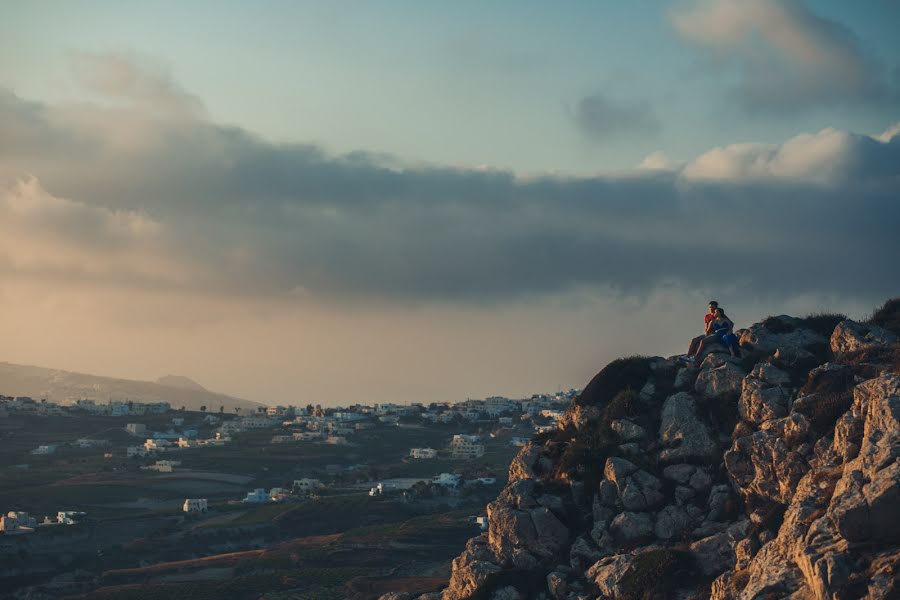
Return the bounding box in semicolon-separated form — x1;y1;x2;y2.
243;488;269;503
0;511;37;534
431;473;462;487
57;511;86;525
125;423;147;436
127;445;150;457
293;478;324;494
409;447;438;459
450;434;485;459
475;516;489;531
183;498;208;513
31;445;57;455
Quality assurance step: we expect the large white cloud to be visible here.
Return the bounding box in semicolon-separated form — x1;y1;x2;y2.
670;0;897;111
682;124;900;182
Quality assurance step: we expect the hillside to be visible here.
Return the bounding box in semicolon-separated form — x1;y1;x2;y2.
384;299;900;600
0;362;262;412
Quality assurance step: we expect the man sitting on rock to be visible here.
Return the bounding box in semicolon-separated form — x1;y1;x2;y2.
686;301;718;357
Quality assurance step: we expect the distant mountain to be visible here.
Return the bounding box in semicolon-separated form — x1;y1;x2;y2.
155;374;207;392
0;362;262;412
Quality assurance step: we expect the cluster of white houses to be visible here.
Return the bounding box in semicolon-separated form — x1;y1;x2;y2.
0;511;87;535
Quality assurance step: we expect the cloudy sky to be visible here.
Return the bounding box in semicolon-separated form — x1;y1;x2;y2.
1;0;898;405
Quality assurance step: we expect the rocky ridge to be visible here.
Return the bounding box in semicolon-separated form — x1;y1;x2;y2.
382;300;900;600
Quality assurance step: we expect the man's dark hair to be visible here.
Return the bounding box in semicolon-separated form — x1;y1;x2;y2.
709;301;719;308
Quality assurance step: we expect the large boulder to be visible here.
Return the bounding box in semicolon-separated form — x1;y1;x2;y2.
695;362;745;399
443;535;503;600
658;392;717;463
725;427;809;505
739;366;791;426
830;319;898;355
740;315;829;355
609;511;654;544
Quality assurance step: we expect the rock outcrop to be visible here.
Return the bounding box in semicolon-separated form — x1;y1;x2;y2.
384;302;900;600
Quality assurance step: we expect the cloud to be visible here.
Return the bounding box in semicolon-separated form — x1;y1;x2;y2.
69;51;203;118
1;52;899;307
573;92;661;140
682;126;900;183
670;0;897;112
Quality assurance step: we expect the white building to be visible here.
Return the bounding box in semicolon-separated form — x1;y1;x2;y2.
31;445;57;455
431;473;462;487
243;488;269;503
57;511;86;525
293;478;324;494
127;445;151;457
475;516;489;531
0;511;37;534
183;498;208;513
126;423;147;436
409;447;438;459
450;434;485;459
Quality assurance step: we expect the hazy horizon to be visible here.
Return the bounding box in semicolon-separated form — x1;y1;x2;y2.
2;0;899;406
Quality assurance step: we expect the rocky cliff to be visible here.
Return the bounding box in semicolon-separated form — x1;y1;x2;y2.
383;299;900;600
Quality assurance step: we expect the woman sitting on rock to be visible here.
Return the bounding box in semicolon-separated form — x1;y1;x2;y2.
697;308;741;357
688;308;740;360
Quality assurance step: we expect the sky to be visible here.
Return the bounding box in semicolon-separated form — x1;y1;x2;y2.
1;0;898;405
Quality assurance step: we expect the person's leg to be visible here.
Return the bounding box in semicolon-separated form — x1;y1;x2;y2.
688;335;703;356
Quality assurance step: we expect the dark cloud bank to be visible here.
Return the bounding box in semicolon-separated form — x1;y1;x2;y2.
1;79;899;306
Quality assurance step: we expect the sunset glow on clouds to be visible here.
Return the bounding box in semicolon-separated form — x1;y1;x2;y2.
1;0;898;404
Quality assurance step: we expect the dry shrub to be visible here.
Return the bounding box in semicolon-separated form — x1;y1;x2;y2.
869;297;900;335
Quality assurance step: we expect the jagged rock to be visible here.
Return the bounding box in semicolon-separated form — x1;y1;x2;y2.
740;315;829;355
734;537;759;570
759;413;810;447
508;443;541;483
490;586;521;600
546;571;568;600
700;352;740;370
592;498;615;529
658;393;717;463
620;470;665;511
501;479;538;509
739;362;792;426
421;305;900;600
663;463;696;484
753;362;792;386
639;381;656;401
689;520;750;578
379;594;413;600
616;442;642;457
675;485;696;505
831;319;898;355
486;503;537;561
610;418;646;441
416;594;442;600
609;511;654;544
444;536;503;600
725;428;809;504
706;485;733;522
596;480;619;508
511;548;538;570
537;493;564;512
655;504;693;540
688;468;712;493
586;554;634;598
695;362;745;398
603;457;638;486
530;507;570;554
828;375;900;543
674;366;697;389
569;535;603;572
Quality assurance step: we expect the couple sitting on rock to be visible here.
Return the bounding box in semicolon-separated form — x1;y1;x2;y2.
685;300;741;360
